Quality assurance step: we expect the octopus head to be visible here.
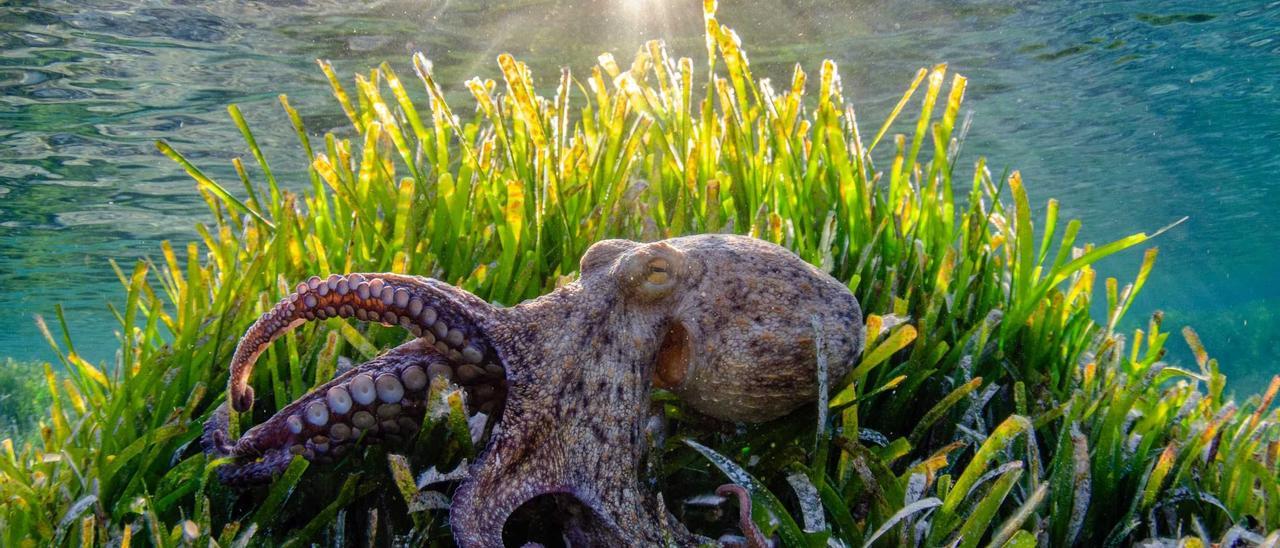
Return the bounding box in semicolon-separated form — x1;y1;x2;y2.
578;234;864;422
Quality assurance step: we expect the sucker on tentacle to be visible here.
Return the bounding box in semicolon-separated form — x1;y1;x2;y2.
204;273;508;486
225;273;503;414
203;338;460;485
204;234;863;546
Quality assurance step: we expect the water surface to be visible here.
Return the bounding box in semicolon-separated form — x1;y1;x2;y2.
1;0;1277;386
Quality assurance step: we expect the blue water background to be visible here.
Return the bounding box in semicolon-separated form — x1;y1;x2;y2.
1;1;1277;387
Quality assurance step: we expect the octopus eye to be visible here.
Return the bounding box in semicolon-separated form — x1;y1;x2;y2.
615;242;686;302
646;258;671;285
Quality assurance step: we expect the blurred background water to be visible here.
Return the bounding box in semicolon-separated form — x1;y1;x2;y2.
1;0;1277;388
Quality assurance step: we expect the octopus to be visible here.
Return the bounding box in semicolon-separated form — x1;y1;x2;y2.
202;234;863;546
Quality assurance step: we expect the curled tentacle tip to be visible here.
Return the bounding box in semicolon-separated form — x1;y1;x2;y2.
232;385;255;413
716;484;768;548
201;402;235;457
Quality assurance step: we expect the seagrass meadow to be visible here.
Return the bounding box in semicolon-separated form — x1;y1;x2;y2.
2;3;1278;546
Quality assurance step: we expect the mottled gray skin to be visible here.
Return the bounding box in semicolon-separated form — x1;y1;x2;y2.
203;234;863;546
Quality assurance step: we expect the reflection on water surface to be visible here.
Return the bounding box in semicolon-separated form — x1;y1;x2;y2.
1;1;1277;386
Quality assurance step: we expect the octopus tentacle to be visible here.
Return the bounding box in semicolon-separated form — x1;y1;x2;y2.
203;340;454;485
716;484;769;548
227;273;499;413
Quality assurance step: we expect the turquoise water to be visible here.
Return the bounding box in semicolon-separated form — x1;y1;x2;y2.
1;1;1277;386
